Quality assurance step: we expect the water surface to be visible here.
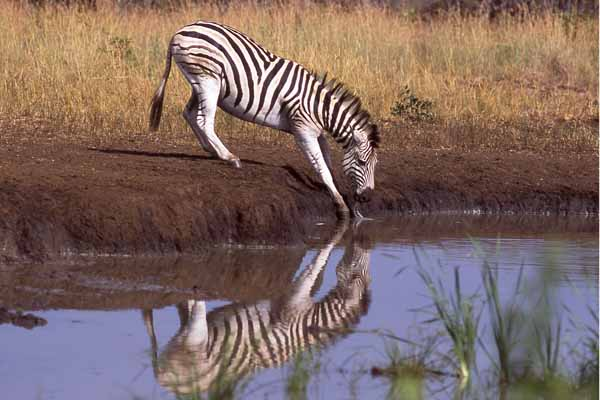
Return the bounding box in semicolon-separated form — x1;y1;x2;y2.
1;215;597;399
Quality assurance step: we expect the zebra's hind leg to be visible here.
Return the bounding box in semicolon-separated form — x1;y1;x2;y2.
183;93;213;155
184;77;242;168
180;300;208;347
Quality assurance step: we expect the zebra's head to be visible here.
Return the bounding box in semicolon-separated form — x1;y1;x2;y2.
342;123;379;203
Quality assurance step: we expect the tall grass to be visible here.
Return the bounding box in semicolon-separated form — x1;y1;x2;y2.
0;1;597;151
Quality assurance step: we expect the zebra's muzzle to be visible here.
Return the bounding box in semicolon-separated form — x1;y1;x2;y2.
354;188;372;203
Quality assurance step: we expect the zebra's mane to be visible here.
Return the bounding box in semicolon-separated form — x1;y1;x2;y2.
317;74;381;149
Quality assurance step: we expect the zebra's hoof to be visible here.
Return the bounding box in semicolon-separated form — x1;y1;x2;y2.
231;159;242;169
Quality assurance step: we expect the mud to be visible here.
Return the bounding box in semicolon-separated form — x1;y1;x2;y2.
0;307;47;329
1;215;596;313
0;124;597;262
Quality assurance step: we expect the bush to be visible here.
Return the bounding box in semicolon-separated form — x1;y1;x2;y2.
390;86;435;122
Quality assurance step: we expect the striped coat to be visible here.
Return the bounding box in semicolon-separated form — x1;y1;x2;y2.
150;21;379;217
142;227;371;395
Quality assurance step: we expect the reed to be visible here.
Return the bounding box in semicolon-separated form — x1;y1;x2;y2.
285;352;315;400
566;297;599;395
415;265;479;384
0;1;597;151
480;259;526;384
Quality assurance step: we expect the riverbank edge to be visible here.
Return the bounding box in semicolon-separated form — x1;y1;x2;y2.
1;144;597;263
2;188;597;264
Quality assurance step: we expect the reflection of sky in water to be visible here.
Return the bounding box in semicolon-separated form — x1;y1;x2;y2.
1;228;597;400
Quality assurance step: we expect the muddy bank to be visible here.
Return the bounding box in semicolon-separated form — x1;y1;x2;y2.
0;133;597;262
0;248;308;312
2;215;596;312
0;307;47;329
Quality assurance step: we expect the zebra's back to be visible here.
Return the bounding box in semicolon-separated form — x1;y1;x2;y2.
172;21;308;132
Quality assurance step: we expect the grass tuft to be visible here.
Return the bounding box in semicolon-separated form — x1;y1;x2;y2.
371;340;430;400
416;265;479;385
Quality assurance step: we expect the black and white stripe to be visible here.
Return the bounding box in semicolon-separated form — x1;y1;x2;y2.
143;232;371;394
150;21;380;214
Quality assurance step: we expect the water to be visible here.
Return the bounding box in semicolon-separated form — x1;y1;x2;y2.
1;215;597;400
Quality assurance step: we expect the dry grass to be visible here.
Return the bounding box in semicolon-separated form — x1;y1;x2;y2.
0;1;597;151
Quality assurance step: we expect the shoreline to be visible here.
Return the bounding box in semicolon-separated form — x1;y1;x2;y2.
2;213;597;312
1;137;597;263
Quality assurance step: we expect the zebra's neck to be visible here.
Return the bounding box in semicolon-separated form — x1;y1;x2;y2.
307;75;374;150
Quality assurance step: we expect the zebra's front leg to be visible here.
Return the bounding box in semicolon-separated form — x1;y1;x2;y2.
294;134;350;219
141;309;159;369
288;218;349;306
318;134;333;172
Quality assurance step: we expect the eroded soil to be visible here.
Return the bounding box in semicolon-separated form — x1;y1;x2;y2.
0;121;597;262
0;307;47;329
1;215;596;313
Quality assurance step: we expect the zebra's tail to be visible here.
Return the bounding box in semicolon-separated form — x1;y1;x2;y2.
149;41;173;131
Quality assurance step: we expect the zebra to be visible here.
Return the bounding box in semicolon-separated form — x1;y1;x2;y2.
149;21;380;218
141;222;371;395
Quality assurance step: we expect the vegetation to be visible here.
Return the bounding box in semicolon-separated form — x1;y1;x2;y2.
0;1;597;151
428;244;596;399
285;352;315;400
349;243;593;400
120;241;596;399
371;340;429;400
481;261;526;384
416;265;479;384
390;86;436;122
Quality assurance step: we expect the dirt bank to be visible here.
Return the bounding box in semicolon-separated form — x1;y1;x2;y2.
0;307;47;329
1;215;596;313
0;124;597;262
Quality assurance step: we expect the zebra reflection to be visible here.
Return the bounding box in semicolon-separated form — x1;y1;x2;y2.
141;225;371;395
